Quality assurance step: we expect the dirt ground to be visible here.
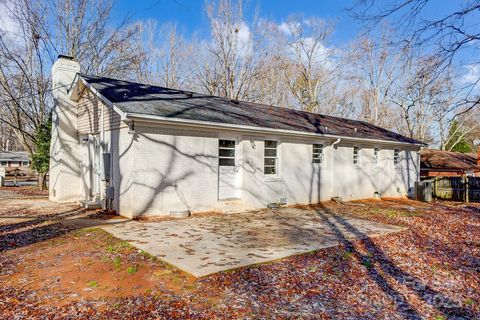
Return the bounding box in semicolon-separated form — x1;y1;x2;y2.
0;187;479;319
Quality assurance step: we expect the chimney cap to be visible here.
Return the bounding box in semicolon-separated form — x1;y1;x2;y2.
57;54;75;61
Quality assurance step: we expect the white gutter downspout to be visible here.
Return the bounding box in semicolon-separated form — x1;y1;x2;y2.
331;138;341;149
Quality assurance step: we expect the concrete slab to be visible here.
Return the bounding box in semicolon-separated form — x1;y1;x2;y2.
101;208;405;277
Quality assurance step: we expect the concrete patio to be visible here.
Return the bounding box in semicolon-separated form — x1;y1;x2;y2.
101;207;405;277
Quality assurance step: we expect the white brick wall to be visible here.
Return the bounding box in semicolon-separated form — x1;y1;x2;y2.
107;124;420;217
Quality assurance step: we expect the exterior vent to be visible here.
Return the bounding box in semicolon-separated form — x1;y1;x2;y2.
170;210;191;218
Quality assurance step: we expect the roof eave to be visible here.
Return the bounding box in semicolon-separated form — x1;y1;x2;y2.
125;112;423;148
70;75;128;120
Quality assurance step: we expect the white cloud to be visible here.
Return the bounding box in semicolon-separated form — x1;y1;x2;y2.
290;36;336;69
460;64;480;94
461;64;480;84
235;21;251;53
278;21;300;36
0;3;20;36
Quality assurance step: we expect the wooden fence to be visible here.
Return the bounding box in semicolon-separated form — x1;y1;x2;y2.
432;176;480;202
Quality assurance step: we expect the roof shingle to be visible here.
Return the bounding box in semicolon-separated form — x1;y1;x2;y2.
79;74;422;145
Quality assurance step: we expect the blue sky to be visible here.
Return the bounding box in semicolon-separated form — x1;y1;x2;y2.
113;0;476;83
114;0;361;45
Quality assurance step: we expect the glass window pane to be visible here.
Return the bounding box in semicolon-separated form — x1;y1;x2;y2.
264;166;276;175
313;148;323;154
265;140;277;148
219;140;235;148
264;149;277;157
219;149;235;157
264;158;276;166
219;158;235;166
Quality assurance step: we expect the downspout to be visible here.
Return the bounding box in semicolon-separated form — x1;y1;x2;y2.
331;138;341;149
330;138;341;199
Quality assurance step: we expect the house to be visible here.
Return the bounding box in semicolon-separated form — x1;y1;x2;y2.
0;151;30;169
420;149;480;177
49;55;422;218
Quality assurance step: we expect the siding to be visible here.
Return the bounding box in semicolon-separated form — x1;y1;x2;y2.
77;90;122;134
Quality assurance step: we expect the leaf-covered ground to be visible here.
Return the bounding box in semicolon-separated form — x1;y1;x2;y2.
0;193;478;319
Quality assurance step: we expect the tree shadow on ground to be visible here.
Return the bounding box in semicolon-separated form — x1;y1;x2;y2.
0;207;120;253
314;204;473;319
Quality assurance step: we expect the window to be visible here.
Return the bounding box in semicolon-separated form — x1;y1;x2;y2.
394;149;400;165
264;140;278;175
373;148;379;165
219;140;235;166
0;161;6;167
313;144;324;164
353;146;360;164
22;161;29;167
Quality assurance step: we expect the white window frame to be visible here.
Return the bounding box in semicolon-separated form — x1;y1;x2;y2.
22;160;29;167
373;147;380;165
264;140;279;176
312;143;324;165
353;146;360;165
394;149;400;166
218;139;236;167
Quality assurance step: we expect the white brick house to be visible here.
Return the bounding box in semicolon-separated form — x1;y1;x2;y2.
49;55;422;218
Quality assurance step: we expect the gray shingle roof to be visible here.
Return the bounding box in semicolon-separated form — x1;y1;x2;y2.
79;74;422;145
421;149;480;171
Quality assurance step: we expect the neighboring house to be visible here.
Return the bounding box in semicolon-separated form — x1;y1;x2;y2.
420;149;480;177
0;151;30;169
49;55;422;218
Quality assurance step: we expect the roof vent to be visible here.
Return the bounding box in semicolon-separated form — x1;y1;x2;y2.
185;92;193;98
123;93;128;99
231;99;240;105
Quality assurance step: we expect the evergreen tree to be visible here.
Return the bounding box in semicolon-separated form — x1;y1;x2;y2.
31;115;52;190
445;120;472;153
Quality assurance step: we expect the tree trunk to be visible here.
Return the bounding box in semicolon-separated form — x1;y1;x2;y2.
37;172;47;190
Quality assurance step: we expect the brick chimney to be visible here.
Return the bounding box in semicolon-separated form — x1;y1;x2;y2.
49;55;82;202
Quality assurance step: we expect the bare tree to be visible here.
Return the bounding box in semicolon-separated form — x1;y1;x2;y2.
348;33;398;127
271;16;341;113
389;54;458;143
0;0;144;188
52;0;144;78
136;21;193;89
351;0;480;115
194;0;268;101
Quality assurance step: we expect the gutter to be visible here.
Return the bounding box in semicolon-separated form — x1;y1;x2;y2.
125;112;423;148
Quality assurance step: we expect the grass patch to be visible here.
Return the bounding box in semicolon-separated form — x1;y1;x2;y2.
139;250;156;260
106;241;132;254
87;280;98;288
113;256;122;269
127;265;138;274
